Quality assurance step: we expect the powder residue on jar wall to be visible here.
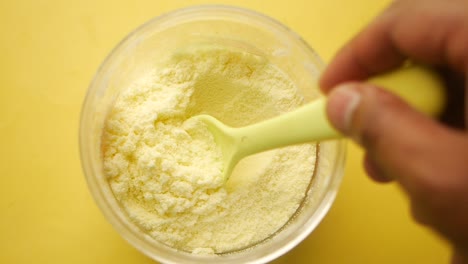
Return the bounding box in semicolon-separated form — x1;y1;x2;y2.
101;46;317;254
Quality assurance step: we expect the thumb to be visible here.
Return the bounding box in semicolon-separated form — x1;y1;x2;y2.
325;81;464;182
325;82;468;240
325;82;442;148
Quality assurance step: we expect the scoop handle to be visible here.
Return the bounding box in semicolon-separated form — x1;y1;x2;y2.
234;64;446;157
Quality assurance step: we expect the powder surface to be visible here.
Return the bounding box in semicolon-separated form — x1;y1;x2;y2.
102;46;317;254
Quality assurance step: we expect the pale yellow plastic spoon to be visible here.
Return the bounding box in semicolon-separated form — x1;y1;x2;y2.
193;65;445;181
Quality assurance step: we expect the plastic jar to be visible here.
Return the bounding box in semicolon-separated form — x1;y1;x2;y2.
80;5;346;264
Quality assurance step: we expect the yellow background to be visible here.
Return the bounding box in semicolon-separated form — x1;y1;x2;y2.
0;0;451;263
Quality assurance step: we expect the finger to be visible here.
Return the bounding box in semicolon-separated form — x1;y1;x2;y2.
320;0;468;92
326;82;468;242
363;153;392;183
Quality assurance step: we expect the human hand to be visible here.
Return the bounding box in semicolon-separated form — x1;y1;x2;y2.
319;0;468;263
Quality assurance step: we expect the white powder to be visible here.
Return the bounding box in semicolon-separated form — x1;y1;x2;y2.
102;46;317;254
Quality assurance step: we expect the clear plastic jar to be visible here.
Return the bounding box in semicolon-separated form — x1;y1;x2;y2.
80;5;346;264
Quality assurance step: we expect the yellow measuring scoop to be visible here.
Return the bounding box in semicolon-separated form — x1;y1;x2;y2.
193;64;446;181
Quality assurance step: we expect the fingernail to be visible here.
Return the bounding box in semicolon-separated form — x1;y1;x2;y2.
326;83;362;133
